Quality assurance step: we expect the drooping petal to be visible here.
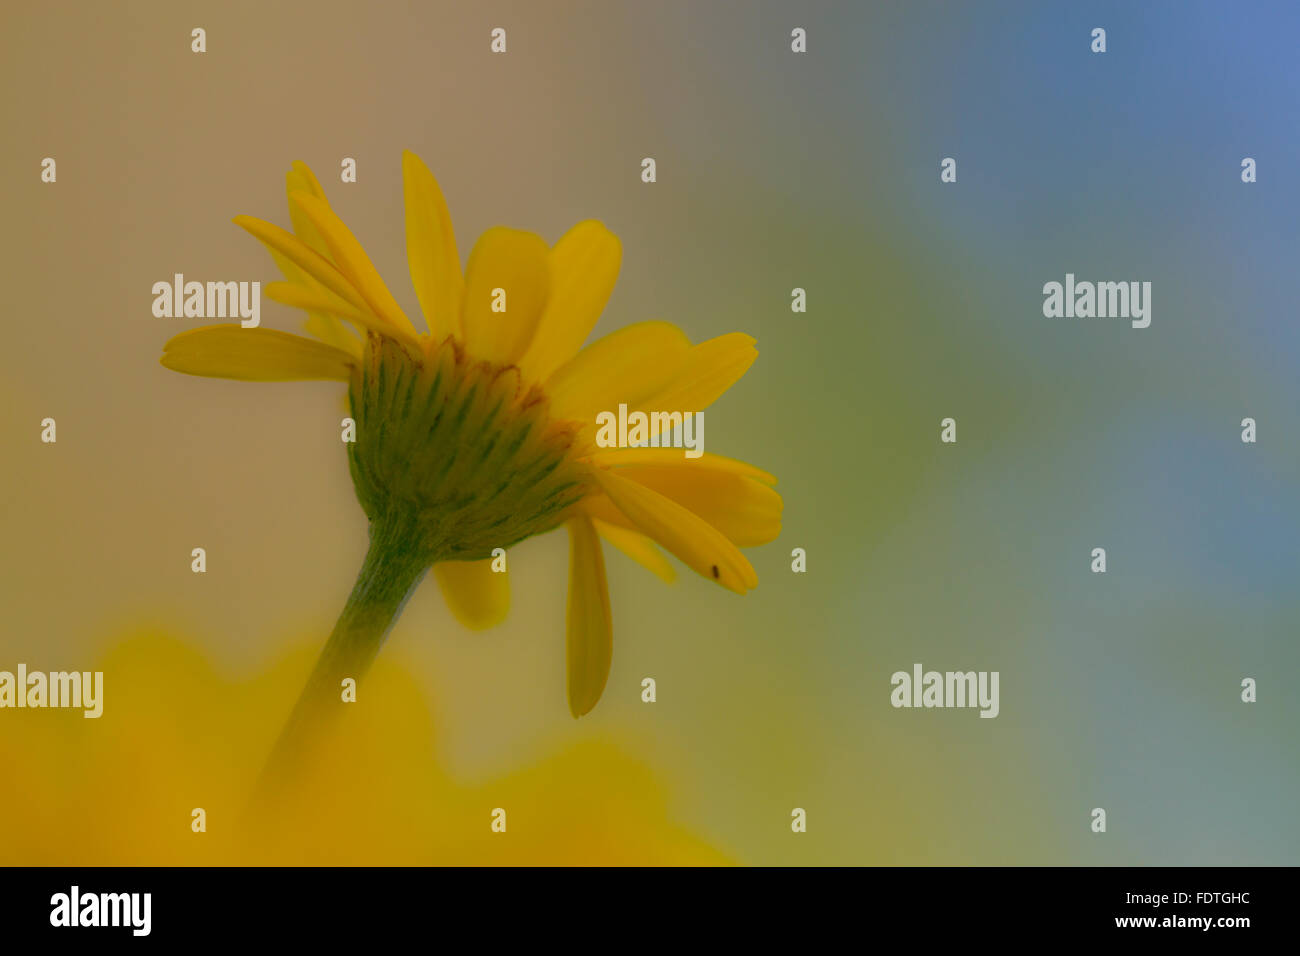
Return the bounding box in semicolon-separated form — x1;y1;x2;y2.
602;463;782;547
565;516;612;717
402;150;463;342
546;321;692;424
592;517;676;584
588;467;757;594
586;448;777;485
517;221;621;383
432;559;510;631
288;192;420;345
460;227;550;365
160;326;355;381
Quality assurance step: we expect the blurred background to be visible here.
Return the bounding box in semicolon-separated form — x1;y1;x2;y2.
2;0;1297;864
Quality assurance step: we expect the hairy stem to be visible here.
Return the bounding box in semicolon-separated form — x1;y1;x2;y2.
254;514;430;798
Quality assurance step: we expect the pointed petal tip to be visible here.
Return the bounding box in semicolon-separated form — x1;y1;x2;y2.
232;213;276;237
401;149;426;172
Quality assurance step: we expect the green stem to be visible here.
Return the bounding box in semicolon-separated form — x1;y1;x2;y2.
255;513;430;795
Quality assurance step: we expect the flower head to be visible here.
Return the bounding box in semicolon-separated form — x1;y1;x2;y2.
161;152;781;716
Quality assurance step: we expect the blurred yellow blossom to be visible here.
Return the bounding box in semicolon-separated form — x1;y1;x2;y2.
0;631;726;866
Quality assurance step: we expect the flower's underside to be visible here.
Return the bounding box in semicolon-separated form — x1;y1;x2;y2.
348;334;588;559
160;152;782;716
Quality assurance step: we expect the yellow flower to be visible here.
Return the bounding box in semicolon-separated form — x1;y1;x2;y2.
160;152;780;720
0;631;729;865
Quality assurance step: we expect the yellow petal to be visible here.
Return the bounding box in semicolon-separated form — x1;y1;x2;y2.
264;281;371;326
302;313;364;360
268;246;308;286
289;159;327;199
274;167;360;358
460;227;551;365
576;494;640;531
603;463;782;547
566;516;612;717
586;448;776;485
261;258;392;344
160;326;355;381
588;467;757;594
638;332;757;414
546;321;692;423
234;215;373;317
432;559;509;631
517;221;621;383
264;259;368;360
402;150;463;342
288;192;420;344
286;161;331;257
592;518;676;584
